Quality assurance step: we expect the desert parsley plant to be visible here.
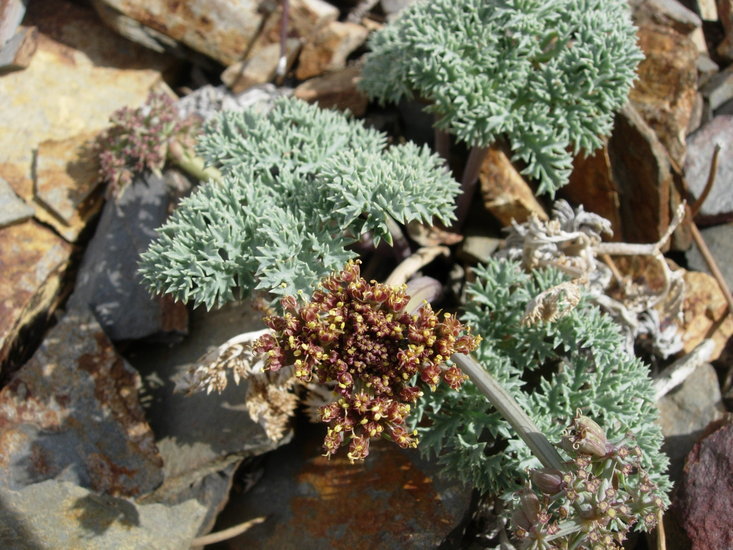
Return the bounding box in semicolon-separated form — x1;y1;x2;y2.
412;258;670;529
139;97;459;309
514;415;665;549
360;0;643;195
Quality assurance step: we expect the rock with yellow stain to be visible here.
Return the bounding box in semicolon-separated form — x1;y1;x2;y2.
0;220;72;373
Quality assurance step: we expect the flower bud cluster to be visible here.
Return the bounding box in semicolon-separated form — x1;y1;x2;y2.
511;414;666;549
96;91;197;196
255;260;479;461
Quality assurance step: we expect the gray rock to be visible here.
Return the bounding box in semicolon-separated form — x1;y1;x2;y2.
0;176;33;228
126;300;292;534
0;309;163;496
657;363;725;482
0;479;206;550
685;115;733;223
696;54;720;88
0;0;26;45
702;65;733;111
67;171;188;342
716;96;733;116
686;222;733;291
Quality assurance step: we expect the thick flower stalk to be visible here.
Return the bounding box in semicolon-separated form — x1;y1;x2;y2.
255;260;480;461
512;414;666;549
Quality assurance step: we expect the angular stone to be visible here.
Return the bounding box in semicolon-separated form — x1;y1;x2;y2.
210;421;472;549
697;54;720;87
0;0;172;203
92;0;262;66
702;65;733;111
126;299;290;534
697;0;719;20
657;363;725;482
676;419;733;549
458;235;501;265
631;0;703;34
33;132;104;242
718;97;733;115
0;309;163;496
0;176;33;228
564;147;623;239
221;38;301;94
0;479;206;550
685;116;733;223
0;220;72;372
295;21;369;80
294;65;368;116
0;26;38;74
68;171;187;343
629;21;698;167
0;0;25;45
608;103;673;243
686;222;733;293
478;145;547;226
677;269;733;358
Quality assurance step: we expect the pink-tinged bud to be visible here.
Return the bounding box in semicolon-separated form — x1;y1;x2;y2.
563;415;608;457
281;295;298;311
512;490;540;531
371;285;389;303
443;365;468;390
531;468;564;495
347;434;370;462
320;402;341;422
323;428;344;457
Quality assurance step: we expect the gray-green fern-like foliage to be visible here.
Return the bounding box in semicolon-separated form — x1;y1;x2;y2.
139;97;459;309
360;0;643;195
412;258;670;509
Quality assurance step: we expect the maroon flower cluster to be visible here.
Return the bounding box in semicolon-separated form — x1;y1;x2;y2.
255;260;479;461
512;415;666;550
96;91;197;197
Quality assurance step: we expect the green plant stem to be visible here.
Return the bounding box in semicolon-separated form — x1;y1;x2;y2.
451;352;566;471
167;140;221;183
453;145;489;230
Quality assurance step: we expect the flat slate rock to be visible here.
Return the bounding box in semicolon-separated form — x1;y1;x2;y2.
657;363;725;482
686;222;733;292
0;309;163;497
126;299;291;533
0;479;205;550
0;176;33;228
67;171;187;342
0;219;72;372
211;420;472;549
